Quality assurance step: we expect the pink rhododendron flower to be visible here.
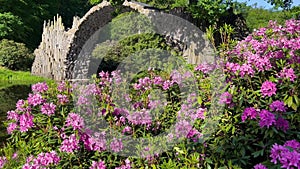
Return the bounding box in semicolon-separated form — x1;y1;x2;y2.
270;141;300;169
7;122;17;134
195;62;214;74
115;159;131;169
284;140;300;151
219;92;232;105
275;117;289;132
7;110;19;121
110;138;123;153
127;109;152;125
16;99;26;112
22;151;60;168
225;62;240;73
0;156;7;168
270;100;286;112
65;113;84;130
57;94;69;104
27;93;45;106
241;107;257;122
90;160;106;169
279;67;296;82
259;110;275;128
60;134;80;153
31;82;48;93
261;81;277;97
41;102;56;116
57;81;67;92
239;63;254;77
254;163;268;169
19;112;34;132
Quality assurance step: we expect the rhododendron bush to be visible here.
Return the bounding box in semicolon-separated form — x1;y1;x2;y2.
0;19;299;168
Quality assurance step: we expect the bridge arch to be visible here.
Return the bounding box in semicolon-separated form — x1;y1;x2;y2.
32;1;214;80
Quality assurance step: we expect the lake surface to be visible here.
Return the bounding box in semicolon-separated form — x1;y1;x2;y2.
0;83;31;145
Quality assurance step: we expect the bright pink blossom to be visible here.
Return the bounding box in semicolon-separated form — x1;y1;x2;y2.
19;112;34;132
65;113;84;130
32;82;48;93
41;102;56;116
90;160;106;169
241;107;257;122
254;163;268;169
259;110;275;128
60;134;80;153
261;81;277;97
270;100;286;112
27;93;44;106
279;67;296;82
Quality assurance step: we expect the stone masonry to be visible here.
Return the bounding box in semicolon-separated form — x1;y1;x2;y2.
32;0;215;81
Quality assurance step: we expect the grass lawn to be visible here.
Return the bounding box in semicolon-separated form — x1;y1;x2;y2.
0;67;53;89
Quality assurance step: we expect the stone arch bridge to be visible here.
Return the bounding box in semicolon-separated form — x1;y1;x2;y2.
31;0;215;81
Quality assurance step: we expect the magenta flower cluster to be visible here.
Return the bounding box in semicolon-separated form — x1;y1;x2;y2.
270;140;300;168
90;160;106;169
31;82;48;93
41;102;56;116
7;111;34;133
80;131;107;152
22;151;60;169
242;100;289;131
115;159;131;169
60;134;80;153
254;163;268;169
65;113;84;130
0;157;6;168
260;81;277;97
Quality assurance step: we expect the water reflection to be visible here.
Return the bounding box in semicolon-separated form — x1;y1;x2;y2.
0;84;31;145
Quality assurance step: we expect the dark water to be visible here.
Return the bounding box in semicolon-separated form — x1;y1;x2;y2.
0;84;31;145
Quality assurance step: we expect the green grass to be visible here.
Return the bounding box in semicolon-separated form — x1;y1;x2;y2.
0;67;53;89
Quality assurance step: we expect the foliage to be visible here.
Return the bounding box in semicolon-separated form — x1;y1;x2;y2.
0;12;25;43
92;12;180;73
0;67;53;88
0;39;34;71
187;0;230;26
242;7;295;32
265;0;293;9
0;85;32;145
92;33;180;73
204;19;300;167
0;0;91;49
0;18;299;168
108;12;155;40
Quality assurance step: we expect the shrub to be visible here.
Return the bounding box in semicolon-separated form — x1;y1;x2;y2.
0;39;34;71
202;19;300;167
0;19;299;168
92;33;181;73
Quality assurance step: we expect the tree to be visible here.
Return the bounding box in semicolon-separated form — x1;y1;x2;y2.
0;0;91;50
0;12;26;43
265;0;293;10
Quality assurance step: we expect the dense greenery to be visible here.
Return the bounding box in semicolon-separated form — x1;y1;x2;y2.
93;33;178;73
0;39;34;71
240;5;300;31
0;0;299;168
0;0;91;50
0;18;299;168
